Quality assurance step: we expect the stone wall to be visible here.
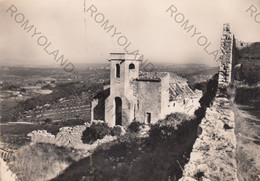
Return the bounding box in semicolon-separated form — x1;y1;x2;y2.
218;24;260;85
218;24;235;92
180;98;238;181
27;124;116;156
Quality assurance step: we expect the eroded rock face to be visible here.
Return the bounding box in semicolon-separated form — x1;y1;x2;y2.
180;98;238;181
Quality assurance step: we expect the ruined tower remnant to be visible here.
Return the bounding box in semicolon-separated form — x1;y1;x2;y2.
218;24;235;92
218;23;260;89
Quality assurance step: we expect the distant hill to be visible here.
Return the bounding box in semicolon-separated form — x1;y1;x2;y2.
152;63;218;85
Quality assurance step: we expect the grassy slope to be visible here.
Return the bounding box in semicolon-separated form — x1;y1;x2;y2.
9;143;82;181
234;86;260;181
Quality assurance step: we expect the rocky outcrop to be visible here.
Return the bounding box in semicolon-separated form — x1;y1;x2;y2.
180;97;238;181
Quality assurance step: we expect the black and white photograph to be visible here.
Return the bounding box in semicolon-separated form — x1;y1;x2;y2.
0;0;260;180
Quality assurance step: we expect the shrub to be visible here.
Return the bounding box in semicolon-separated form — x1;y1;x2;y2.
199;73;218;106
41;84;52;90
111;126;124;136
149;113;190;141
43;118;52;124
157;113;190;129
128;121;144;133
82;122;111;144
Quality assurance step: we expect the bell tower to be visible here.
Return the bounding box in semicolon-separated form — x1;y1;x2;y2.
105;53;142;127
109;53;141;96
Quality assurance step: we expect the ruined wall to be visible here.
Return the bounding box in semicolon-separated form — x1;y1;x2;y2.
180;30;239;179
218;24;260;84
166;91;202;116
180;98;238;181
218;24;235;92
91;88;110;122
27;124;116;156
160;73;170;119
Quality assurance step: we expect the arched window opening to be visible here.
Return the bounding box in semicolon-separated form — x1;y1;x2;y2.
129;63;135;71
116;64;120;78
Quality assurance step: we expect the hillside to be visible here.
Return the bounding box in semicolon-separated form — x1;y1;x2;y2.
234;86;260;180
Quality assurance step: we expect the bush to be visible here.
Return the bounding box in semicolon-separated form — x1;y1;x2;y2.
149;113;191;141
157;113;190;129
43;118;52;124
128;121;144;133
111;126;124;136
41;84;52;90
199;73;218;106
82;122;111;144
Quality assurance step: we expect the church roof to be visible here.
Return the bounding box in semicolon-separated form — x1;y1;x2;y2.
169;82;195;101
137;71;186;82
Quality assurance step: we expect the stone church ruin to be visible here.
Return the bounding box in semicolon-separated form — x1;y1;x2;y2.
91;53;202;127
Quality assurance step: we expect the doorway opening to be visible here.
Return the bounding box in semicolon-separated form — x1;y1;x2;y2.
146;112;151;124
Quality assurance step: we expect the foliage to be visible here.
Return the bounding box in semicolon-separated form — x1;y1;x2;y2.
149;113;191;140
1;83;20;90
157;113;190;128
41;84;52;90
20;88;26;92
53;115;201;181
81;122;111;144
111;126;124;136
43;118;52;124
128;121;144;133
190;81;208;93
199;73;218;107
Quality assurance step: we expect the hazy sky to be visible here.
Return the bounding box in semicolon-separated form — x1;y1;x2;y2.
0;0;260;67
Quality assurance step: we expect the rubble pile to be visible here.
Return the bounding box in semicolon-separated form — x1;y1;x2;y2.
27;124;116;153
28;130;56;144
